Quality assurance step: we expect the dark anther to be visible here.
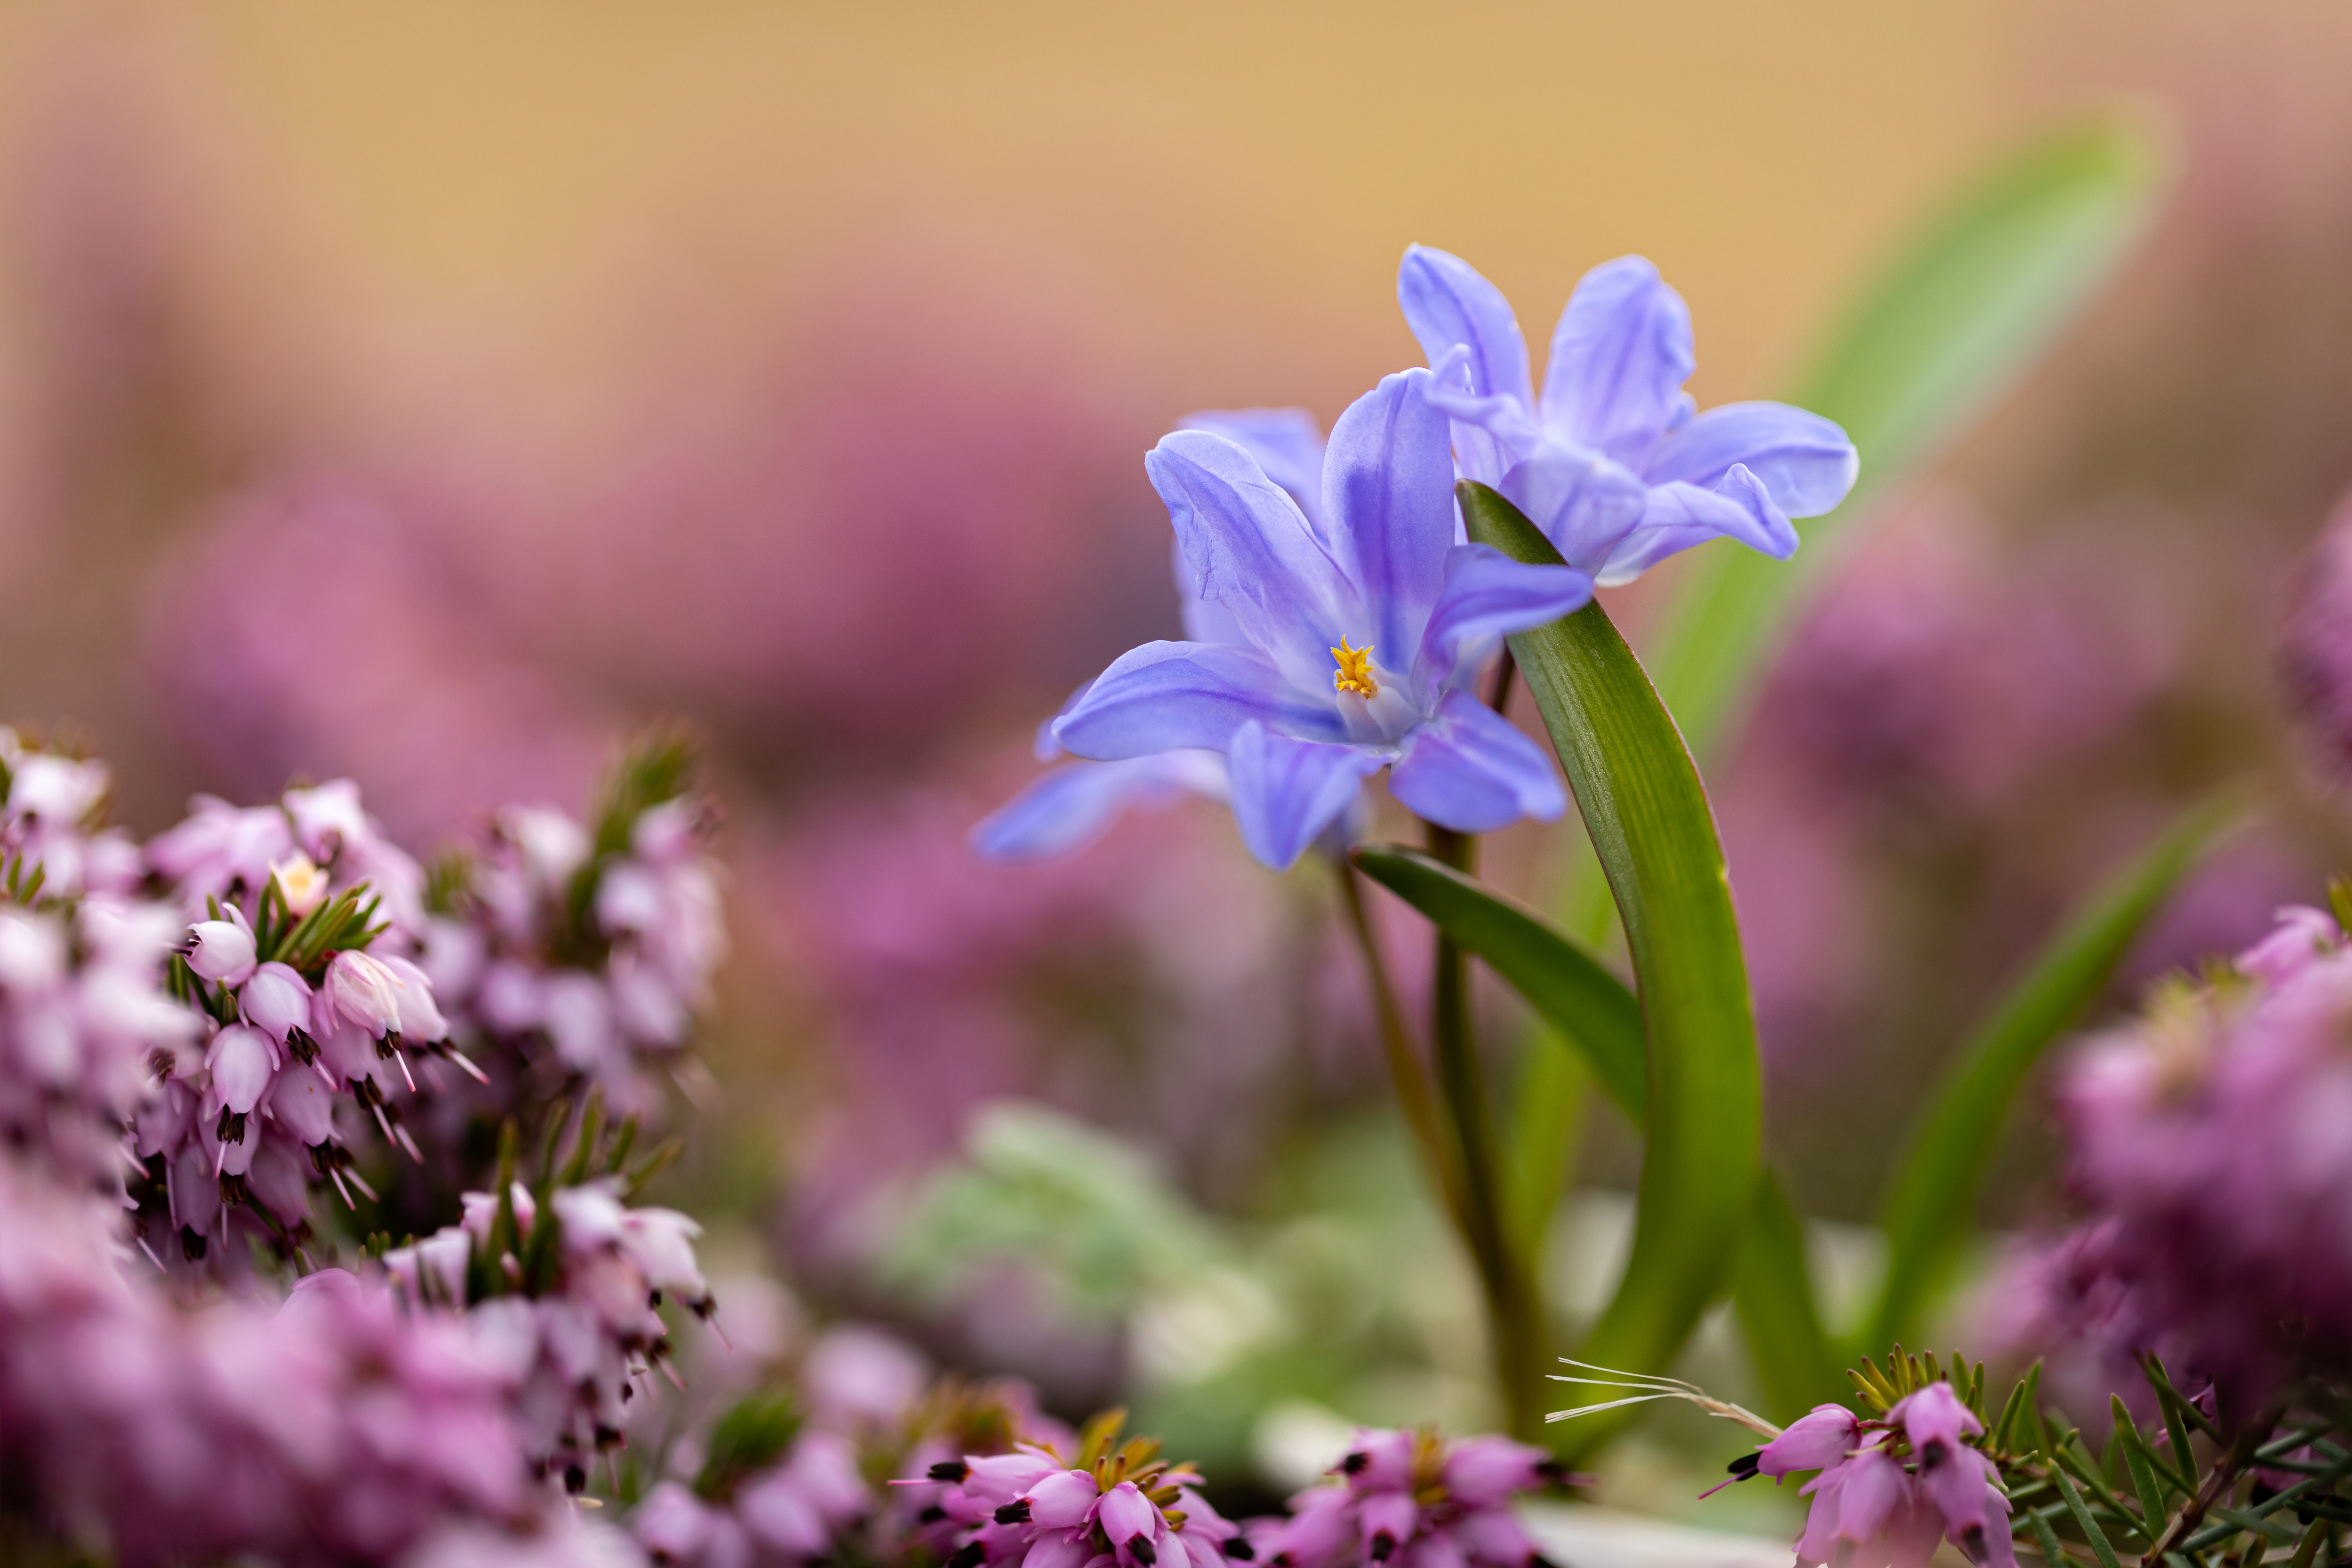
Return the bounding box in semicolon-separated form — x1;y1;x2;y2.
375;1033;400;1060
1340;1451;1369;1475
287;1027;318;1065
219;1172;252;1207
1918;1439;1948;1470
180;1225;209;1261
918;1507;949;1525
1727;1452;1761;1480
1369;1535;1394;1562
929;1461;971;1483
996;1501;1032;1525
216;1107;247;1144
1129;1536;1157;1566
564;1464;588;1494
948;1544;987;1568
649;1288;664;1308
1224;1541;1256;1560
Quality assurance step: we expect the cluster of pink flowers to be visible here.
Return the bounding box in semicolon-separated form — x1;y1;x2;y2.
896;1424;1557;1568
1251;1430;1560;1568
1745;1384;2013;1568
1994;901;2352;1404
387;1171;715;1488
132;777;461;1269
421;789;725;1116
0;1159;637;1567
0;877;195;1191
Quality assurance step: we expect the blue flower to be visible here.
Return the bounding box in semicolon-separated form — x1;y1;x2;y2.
1398;246;1859;586
1036;368;1594;871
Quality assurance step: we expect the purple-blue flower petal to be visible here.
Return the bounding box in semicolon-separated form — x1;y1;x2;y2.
1538;255;1695;469
1170;538;1249;648
1388;690;1567;833
1322;368;1457;671
1179;407;1328;532
971;753;1227;861
1643;400;1858;519
1399;246;1534;485
1594;466;1797;586
1227;721;1383;871
1036;678;1097;761
1413;544;1593;694
1054;641;1344;759
1147;430;1362;670
1498;442;1650;578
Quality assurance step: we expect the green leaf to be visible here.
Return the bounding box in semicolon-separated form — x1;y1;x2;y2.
1731;1170;1844;1420
1642;111;2170;772
1459;481;1762;1442
1863;790;2242;1350
1350;845;1645;1121
2116;1394;2172;1521
1348;842;1839;1402
2053;1467;2125;1568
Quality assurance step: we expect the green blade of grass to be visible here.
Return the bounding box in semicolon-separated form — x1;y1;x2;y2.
1864;790;2243;1350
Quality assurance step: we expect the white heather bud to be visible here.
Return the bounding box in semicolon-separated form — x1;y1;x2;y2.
184;916;258;985
322;950;404;1040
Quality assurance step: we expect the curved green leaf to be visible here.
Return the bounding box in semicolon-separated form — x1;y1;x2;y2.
1643;111;2170;769
1863;790;2244;1350
1460;481;1762;1440
1351;844;1645;1121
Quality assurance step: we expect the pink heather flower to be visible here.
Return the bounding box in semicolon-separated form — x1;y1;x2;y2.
1257;1427;1557;1568
2235;904;2339;987
1769;1389;2013;1568
1756;1404;1861;1478
0;1164;544;1566
183;910;258;985
146;795;294;904
1796;1443;1943;1568
1993;903;2352;1405
322;949;404;1039
803;1322;931;1430
203;1023;277;1115
238;960;313;1042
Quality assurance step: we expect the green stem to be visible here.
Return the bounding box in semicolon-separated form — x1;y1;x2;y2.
1333;860;1468;1235
1423;820;1546;1440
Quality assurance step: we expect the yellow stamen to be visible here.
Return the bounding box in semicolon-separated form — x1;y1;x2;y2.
1332;638;1379;699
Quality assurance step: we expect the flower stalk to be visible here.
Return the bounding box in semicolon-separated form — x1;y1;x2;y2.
1331;858;1466;1234
1423;820;1546;1441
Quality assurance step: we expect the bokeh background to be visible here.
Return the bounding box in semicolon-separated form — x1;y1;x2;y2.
3;0;2350;1525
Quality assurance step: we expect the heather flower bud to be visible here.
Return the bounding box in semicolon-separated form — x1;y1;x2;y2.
323;950;404;1039
206;1024;277;1115
1021;1468;1101;1530
240;961;313;1042
1756;1404;1861;1477
1098;1483;1160;1564
184;915;258;985
271;1069;338;1146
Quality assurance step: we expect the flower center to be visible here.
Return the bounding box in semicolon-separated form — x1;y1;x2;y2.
1332;638;1379;699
